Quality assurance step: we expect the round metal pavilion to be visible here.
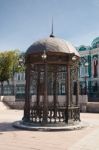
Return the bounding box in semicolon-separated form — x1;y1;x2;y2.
23;35;80;126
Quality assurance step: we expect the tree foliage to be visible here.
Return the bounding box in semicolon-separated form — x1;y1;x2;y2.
0;50;20;81
0;50;24;94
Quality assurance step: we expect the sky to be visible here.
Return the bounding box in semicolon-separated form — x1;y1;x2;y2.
0;0;99;52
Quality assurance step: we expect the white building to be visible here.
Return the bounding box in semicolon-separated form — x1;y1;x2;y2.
78;37;99;101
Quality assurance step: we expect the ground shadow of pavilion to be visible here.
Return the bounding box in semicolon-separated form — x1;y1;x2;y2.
0;122;21;132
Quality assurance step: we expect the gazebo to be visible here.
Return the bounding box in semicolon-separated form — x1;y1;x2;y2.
23;34;80;127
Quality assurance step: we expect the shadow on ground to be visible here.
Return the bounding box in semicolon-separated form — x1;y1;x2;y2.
0;122;21;132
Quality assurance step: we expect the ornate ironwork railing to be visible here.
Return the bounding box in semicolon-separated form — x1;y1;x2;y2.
30;105;80;124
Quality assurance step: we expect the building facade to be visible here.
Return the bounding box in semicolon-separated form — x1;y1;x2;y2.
0;37;99;101
78;37;99;101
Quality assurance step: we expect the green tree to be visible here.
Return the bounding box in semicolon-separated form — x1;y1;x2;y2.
0;50;23;95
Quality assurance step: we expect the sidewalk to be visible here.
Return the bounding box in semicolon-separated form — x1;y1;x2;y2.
0;108;99;150
69;128;99;150
0;101;9;110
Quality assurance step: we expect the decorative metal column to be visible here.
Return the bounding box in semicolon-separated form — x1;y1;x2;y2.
36;66;40;106
76;66;79;106
42;51;48;124
66;65;71;123
23;64;31;121
67;65;71;106
53;66;58;122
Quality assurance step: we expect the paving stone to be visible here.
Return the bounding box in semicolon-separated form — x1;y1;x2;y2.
0;106;99;150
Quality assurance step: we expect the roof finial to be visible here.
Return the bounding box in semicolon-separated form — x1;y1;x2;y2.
50;17;54;37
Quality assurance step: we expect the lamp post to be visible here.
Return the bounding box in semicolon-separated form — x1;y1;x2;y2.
84;62;88;95
12;64;16;95
18;57;25;98
72;55;79;105
41;50;48;124
79;57;89;95
18;55;25;68
12;66;14;95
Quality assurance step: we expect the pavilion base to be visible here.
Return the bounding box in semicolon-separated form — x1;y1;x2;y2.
13;120;87;131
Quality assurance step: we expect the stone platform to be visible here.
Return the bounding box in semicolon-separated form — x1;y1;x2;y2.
13;120;87;131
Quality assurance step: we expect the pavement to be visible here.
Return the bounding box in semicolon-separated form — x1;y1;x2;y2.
0;101;9;110
0;102;99;150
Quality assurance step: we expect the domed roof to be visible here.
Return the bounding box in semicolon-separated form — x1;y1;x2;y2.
78;45;91;51
78;45;87;51
26;36;80;57
91;37;99;48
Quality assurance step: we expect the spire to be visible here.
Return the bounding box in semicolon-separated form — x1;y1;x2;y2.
50;17;54;37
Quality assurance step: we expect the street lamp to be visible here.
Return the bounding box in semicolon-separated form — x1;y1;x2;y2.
18;56;25;98
12;64;15;95
18;55;25;67
79;57;89;95
84;62;88;94
41;50;47;60
12;55;25;96
72;55;77;61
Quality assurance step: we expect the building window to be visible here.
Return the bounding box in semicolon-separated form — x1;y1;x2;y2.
21;73;25;81
16;86;25;93
92;56;98;78
18;74;20;80
61;84;65;94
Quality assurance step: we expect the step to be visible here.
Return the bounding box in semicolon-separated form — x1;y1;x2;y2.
87;102;99;113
